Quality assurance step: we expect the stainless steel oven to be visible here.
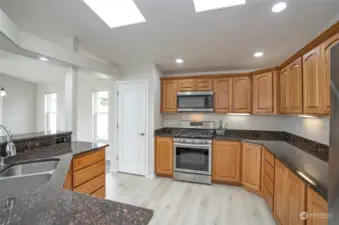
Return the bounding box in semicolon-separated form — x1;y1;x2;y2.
174;138;212;184
177;91;213;112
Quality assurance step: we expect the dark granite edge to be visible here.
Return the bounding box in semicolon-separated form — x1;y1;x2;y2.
155;127;328;200
1;141;154;225
10;131;72;142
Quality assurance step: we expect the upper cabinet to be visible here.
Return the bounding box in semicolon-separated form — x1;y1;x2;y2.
279;67;290;113
303;46;325;114
195;78;213;90
214;78;233;113
233;76;252;113
253;71;277;114
161;80;177;112
289;58;303;114
322;32;339;115
279;57;303;114
178;79;195;91
178;78;213;91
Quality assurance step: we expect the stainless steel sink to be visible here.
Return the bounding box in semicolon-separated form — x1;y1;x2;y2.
0;173;52;196
0;159;59;177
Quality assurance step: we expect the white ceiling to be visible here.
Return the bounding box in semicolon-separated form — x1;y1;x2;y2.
0;0;339;74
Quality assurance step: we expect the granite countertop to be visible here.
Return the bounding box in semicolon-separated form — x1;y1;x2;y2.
155;128;329;200
0;141;153;225
0;131;72;143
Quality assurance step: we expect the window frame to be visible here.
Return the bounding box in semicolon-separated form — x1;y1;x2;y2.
92;90;109;141
45;92;57;132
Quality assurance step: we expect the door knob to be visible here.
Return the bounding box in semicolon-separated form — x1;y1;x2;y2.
139;132;145;136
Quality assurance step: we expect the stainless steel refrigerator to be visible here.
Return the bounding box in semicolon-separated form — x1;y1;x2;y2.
329;42;339;224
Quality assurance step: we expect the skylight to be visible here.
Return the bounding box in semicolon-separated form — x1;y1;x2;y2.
193;0;246;12
83;0;146;28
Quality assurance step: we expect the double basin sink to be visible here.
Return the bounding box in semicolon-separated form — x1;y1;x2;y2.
0;159;60;196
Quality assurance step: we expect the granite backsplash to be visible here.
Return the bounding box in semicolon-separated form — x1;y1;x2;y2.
0;131;72;157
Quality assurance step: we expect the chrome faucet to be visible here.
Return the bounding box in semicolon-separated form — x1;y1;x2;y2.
0;125;16;166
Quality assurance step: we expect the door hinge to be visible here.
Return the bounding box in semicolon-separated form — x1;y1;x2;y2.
117;91;119;96
117;124;119;128
117;155;119;160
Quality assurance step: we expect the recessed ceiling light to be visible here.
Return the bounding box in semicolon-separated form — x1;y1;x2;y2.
39;57;48;61
176;58;184;64
254;52;264;57
193;0;246;13
272;2;287;13
83;0;146;29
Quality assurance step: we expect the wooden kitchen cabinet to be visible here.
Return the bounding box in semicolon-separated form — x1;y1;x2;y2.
307;186;328;225
287;170;306;225
322;32;339;115
212;140;241;184
155;136;173;177
214;77;233;113
195;78;213;90
63;147;106;199
178;79;195;91
253;71;276;114
279;58;303;114
242;142;262;192
303;46;325;114
261;149;275;211
274;159;288;225
279;67;290;113
233;76;252;113
161;80;177;112
289;58;303;114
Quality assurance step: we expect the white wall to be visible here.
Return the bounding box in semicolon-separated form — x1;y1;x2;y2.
163;113;329;145
0;73;36;134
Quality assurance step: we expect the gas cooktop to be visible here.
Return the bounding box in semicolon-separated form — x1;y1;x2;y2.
174;129;214;139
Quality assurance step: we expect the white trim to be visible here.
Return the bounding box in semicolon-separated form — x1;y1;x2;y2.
146;173;155;179
115;79;149;177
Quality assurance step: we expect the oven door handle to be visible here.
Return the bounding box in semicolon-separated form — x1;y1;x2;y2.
174;143;211;149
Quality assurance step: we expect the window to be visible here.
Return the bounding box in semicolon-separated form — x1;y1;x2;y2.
45;93;57;132
93;91;108;140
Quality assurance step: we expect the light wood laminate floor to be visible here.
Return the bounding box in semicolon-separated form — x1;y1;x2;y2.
106;172;277;225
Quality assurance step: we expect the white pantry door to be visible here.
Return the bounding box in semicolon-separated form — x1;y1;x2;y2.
117;82;146;176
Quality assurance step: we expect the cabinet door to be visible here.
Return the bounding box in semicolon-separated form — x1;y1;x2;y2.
161;80;177;112
233;76;252;113
195;78;213;91
287;170;306;225
155;137;173;177
242;143;262;192
289;58;303;114
307;186;328;225
214;78;233;113
280;67;290;113
303;46;324;114
212;140;241;183
178;79;195;91
274;160;288;225
322;33;339;115
253;72;273;114
63;163;73;190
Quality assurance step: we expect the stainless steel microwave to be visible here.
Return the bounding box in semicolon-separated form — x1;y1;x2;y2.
177;91;214;112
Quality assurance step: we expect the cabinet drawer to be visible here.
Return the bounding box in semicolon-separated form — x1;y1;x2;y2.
263;173;274;195
92;186;105;199
74;173;105;195
264;161;275;182
195;79;213;90
262;185;273;211
264;150;275;166
73;160;105;187
73;148;105;172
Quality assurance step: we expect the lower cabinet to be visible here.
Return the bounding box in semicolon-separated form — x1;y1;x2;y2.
63;147;106;199
307;186;328;225
242;143;262;192
155;136;173;177
212;140;241;184
274;159;306;225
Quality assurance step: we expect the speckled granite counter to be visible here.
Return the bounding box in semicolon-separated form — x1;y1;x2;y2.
155;128;328;200
0;141;153;225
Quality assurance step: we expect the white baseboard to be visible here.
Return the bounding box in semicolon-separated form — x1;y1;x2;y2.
146;173;155;178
